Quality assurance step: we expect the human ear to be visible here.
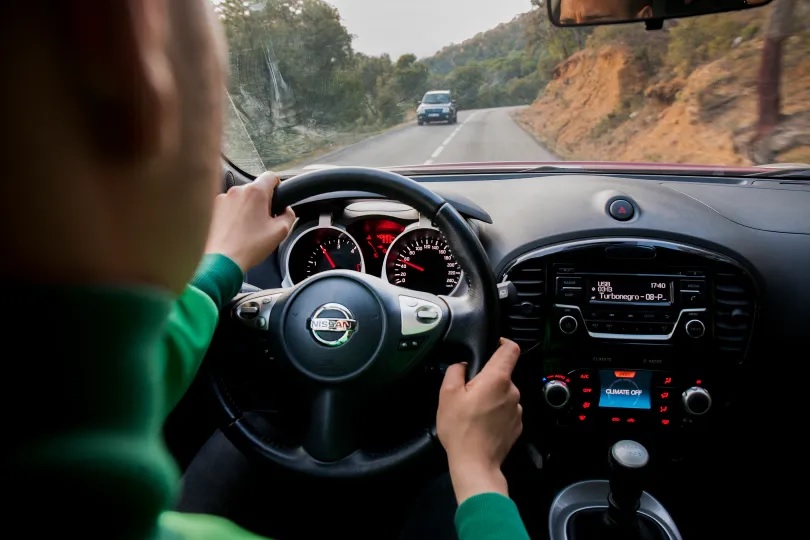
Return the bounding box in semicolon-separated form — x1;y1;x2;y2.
64;0;179;162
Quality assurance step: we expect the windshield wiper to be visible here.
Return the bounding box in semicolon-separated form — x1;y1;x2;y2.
745;167;810;179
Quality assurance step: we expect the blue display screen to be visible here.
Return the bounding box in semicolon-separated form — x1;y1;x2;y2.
598;369;652;410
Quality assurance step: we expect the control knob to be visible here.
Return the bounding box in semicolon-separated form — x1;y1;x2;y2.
543;379;571;409
558;315;578;335
682;386;712;416
684;319;705;339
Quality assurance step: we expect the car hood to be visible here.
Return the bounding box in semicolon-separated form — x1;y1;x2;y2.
279;161;809;179
387;161;769;174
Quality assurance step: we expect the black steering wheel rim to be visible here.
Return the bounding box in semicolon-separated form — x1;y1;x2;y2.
210;166;500;478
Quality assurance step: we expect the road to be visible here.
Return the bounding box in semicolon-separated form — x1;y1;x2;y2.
302;106;558;168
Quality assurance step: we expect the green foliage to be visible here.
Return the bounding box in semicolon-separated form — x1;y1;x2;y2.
665;11;762;76
423;15;530;75
422;11;549;110
525;1;591;71
219;0;429;167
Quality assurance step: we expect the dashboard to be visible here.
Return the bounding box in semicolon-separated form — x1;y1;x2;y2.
236;169;809;467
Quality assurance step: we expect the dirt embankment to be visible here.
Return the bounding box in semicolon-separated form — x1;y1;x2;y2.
516;37;810;165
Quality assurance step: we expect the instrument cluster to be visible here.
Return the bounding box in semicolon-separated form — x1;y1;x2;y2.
282;215;464;296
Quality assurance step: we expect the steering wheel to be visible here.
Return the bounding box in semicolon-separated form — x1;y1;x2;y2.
210;167;500;478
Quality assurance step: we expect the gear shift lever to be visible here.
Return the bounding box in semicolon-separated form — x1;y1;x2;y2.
607;440;649;531
560;440;671;540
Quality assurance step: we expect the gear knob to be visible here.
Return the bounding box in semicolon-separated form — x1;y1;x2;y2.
608;440;649;524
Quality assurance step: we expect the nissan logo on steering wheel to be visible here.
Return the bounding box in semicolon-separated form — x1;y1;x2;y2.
308;303;358;347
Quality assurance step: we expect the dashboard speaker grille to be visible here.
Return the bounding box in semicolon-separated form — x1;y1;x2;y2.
713;271;756;359
503;258;546;353
224;170;236;191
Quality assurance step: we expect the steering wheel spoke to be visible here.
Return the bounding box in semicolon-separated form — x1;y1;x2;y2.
440;294;492;378
303;387;360;463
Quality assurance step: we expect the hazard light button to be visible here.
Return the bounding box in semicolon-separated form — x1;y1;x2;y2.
609;199;635;221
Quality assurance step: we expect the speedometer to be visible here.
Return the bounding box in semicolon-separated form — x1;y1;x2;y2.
384;227;462;295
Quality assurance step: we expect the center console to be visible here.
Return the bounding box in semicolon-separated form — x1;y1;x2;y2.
549;440;682;540
500;238;757;438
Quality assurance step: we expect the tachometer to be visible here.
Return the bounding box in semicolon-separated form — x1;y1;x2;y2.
287;227;364;284
384;227;462;295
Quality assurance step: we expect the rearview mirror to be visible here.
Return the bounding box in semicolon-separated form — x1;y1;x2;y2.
547;0;772;27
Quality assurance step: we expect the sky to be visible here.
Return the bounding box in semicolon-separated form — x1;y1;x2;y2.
325;0;534;59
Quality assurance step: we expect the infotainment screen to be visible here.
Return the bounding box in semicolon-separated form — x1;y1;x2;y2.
598;369;652;410
588;276;673;305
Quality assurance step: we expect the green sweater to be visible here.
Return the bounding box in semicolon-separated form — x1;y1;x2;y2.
7;254;529;540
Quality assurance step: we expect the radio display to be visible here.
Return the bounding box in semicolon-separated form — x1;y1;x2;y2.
598;369;652;410
588;276;673;305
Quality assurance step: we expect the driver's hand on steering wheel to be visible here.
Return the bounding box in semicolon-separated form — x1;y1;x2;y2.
436;338;522;504
205;171;296;272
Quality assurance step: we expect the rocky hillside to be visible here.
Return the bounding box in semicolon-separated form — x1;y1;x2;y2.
516;7;810;166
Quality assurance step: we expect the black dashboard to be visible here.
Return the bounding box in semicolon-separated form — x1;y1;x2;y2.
235;168;809;467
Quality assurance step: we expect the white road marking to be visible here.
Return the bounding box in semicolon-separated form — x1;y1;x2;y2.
423;111;479;165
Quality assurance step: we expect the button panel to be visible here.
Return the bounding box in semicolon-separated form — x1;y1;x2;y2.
540;368;714;431
556;303;706;341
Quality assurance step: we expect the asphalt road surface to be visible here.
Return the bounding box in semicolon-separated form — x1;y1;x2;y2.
302;106;558;168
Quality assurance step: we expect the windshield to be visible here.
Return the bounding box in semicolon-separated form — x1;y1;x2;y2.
217;0;810;175
422;94;452;104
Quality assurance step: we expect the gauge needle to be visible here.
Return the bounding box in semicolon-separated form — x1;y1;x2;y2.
320;245;336;269
400;259;425;272
366;235;379;258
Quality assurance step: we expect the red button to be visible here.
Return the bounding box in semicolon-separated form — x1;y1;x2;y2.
581;387;593;394
627;418;636;424
661;418;671;426
578;415;587;422
611;417;621;423
582;402;592;409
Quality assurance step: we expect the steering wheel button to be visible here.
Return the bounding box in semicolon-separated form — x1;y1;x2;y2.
399;296;443;336
416;307;440;321
239;303;260;319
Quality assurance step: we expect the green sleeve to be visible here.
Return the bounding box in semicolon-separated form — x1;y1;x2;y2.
188;254;244;309
455;493;531;540
161;254;243;412
159;511;273;540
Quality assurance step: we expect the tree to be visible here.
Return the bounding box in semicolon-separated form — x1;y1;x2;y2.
525;0;591;75
393;54;429;103
754;0;798;140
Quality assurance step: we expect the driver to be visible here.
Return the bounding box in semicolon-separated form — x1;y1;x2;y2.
1;1;528;539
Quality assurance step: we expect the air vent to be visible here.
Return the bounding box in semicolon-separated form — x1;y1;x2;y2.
503;258;546;353
713;271;756;359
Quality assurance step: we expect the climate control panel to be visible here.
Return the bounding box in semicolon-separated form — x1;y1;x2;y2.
540;369;713;430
